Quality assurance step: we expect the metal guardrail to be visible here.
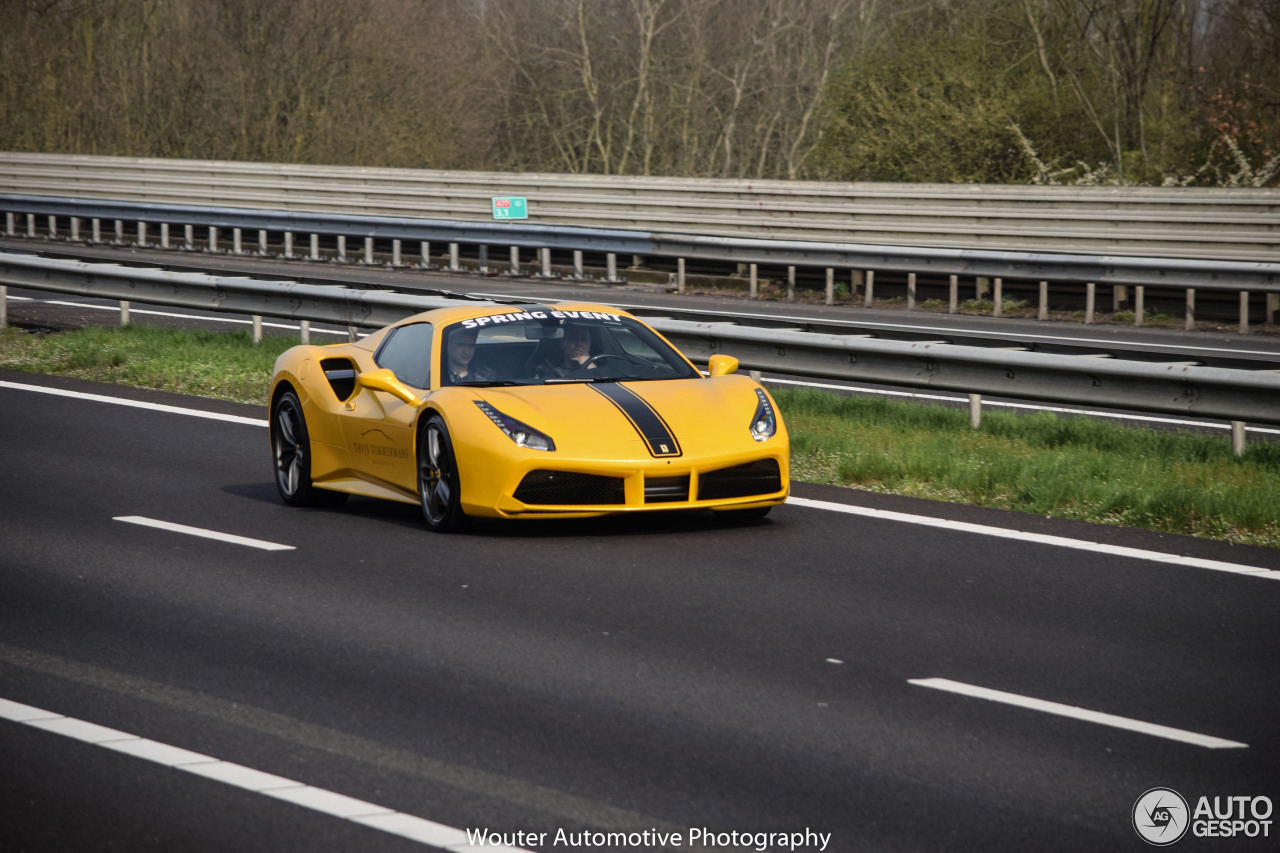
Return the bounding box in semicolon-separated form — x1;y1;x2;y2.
4;251;1279;433
5;193;1279;293
2;152;1278;261
6;191;1280;333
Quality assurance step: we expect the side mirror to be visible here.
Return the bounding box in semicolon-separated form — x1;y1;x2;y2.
357;368;422;406
707;354;739;377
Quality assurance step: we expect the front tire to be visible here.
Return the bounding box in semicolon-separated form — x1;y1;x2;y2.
271;389;346;508
418;414;466;532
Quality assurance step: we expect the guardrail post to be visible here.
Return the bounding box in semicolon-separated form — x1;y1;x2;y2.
48;215;58;238
391;239;402;267
4;213;12;235
1113;285;1127;313
907;272;917;310
969;394;982;429
283;232;293;258
184;225;194;250
677;258;686;294
606;253;620;283
337;235;347;262
949;274;958;313
364;237;375;265
160;223;169;249
863;270;875;308
259;230;269;256
749;263;758;300
300;320;310;344
113;220;123;244
208;226;218;252
825;268;834;306
1038;281;1048;320
420;241;432;268
539;248;555;279
1085;282;1096;324
310;234;320;261
70;217;80;241
786;266;795;302
233;228;243;254
1186;288;1196;330
1232;421;1246;457
1239;291;1250;334
92;219;101;243
570;250;585;280
120;300;130;326
253;315;263;344
26;214;35;237
137;221;148;247
478;245;489;273
976;276;989;300
993;277;1003;317
1134;286;1145;327
508;246;522;277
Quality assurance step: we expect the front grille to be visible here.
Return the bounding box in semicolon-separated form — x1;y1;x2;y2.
514;470;625;506
697;459;782;501
644;475;689;503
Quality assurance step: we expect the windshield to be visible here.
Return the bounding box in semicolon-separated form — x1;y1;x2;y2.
441;310;701;386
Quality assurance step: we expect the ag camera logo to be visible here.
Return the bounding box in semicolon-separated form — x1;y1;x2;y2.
1133;788;1189;846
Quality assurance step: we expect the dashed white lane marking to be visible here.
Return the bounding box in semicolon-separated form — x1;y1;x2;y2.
8;379;1275;579
787;496;1280;580
114;516;295;552
0;380;267;426
908;678;1248;749
0;696;531;851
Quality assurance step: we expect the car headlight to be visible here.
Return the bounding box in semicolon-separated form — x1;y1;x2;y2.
750;389;778;442
475;401;555;451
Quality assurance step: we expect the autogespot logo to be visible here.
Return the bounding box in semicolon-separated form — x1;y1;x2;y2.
1134;788;1190;845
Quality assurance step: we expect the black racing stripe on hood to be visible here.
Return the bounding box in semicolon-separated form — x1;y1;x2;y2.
590;383;682;458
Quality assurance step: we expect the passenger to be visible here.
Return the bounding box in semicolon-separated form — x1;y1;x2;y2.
446;327;496;383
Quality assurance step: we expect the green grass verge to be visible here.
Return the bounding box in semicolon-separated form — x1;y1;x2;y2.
4;325;1277;547
779;387;1280;548
1;324;298;404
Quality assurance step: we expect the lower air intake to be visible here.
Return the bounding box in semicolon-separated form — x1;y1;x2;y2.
514;470;626;506
645;475;689;503
697;459;782;501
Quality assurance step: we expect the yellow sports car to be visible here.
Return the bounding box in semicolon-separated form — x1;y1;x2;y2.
269;301;789;531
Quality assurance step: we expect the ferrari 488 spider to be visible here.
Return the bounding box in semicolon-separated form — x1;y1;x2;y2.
269;302;788;530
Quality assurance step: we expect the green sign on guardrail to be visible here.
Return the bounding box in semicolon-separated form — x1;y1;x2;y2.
491;197;528;220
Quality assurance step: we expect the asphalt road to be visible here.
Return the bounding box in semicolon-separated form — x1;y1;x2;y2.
3;371;1279;851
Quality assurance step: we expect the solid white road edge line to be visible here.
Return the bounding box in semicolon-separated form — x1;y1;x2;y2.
0;696;532;852
908;678;1248;749
19;296;351;337
0;380;267;426
787;496;1279;580
114;516;295;552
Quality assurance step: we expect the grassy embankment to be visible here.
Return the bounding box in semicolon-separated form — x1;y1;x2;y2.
3;324;1277;548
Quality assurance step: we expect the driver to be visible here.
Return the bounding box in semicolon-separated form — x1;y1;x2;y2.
535;322;596;379
446;327;496;383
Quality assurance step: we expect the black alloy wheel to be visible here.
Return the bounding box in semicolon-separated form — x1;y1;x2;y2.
271;389;346;508
418;414;466;532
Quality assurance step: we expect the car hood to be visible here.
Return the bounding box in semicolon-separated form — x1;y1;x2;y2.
473;377;761;457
